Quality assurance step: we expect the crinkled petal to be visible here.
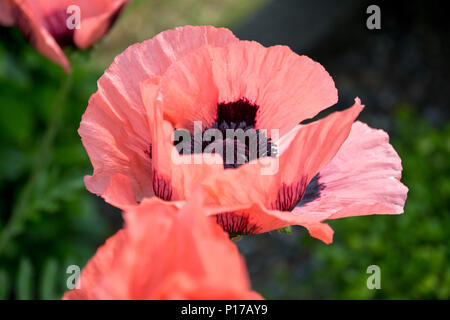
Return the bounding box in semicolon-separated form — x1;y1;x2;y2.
291;121;408;220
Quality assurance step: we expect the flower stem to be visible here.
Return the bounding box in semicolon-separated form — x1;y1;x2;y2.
0;72;73;254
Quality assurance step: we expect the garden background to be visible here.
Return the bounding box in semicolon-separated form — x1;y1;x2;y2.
0;0;448;299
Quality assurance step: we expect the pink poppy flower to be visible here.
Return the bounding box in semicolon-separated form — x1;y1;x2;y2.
0;0;130;72
80;25;408;243
62;191;262;300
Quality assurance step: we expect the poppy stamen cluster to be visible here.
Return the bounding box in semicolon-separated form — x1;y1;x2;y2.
175;99;277;169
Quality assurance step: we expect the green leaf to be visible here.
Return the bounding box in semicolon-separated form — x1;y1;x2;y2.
0;269;10;300
39;258;59;300
16;258;34;300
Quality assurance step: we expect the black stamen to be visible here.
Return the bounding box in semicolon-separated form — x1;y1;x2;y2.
175;99;277;169
216;99;258;127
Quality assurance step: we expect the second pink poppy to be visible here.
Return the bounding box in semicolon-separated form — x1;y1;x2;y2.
0;0;130;72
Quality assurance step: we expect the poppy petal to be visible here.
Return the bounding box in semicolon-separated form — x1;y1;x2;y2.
80;94;153;205
291;120;408;220
73;0;129;49
102;173;139;209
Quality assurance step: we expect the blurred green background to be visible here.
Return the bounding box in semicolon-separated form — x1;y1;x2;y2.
0;0;448;299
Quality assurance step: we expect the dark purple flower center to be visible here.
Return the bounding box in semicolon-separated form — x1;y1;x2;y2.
216;99;258;127
174;99;277;169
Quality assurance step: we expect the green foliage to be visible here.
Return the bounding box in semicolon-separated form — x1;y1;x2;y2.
39;258;59;300
0;269;9;299
16;258;33;300
0;28;116;299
